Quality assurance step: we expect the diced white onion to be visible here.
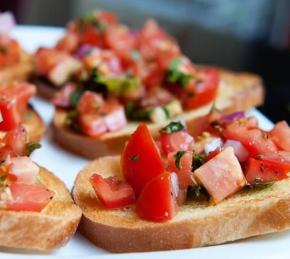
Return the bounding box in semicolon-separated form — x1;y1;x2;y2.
223;139;249;162
170;173;179;198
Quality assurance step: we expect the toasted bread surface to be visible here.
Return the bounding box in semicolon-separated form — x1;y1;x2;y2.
0;166;82;251
73;156;290;253
0;52;33;83
23;107;46;143
52;69;264;159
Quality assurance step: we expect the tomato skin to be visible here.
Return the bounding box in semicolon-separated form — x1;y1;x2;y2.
105;25;136;54
90;174;135;209
167;151;194;189
269;121;290;152
8;183;53;212
77;91;104;114
183;68;219;110
244;157;288;184
256;151;290;172
223;121;278;156
0;82;36;131
56;32;79;53
121;124;165;196
136;172;177;222
159;131;193;156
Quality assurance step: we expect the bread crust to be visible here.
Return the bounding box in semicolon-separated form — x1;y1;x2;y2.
0;166;82;251
31;76;60;100
52;69;264;159
0;52;33;83
73;156;290;253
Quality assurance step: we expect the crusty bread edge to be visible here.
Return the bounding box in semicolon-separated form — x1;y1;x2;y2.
73;156;290;253
0;166;82;251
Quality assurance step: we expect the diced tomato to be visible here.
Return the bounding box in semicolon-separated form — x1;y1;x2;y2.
0;82;36;131
78;113;106;137
8;183;53;212
159;131;193;156
136;172;177;221
56;32;79;53
167;151;195;189
183;67;219;110
105;25;136;53
52;83;76;108
244;157;288;184
269;121;290;151
0;36;21;68
77;93;127;137
79;27;105;47
194;147;246;203
121;124;165;196
0;125;27;160
90;174;135;209
223;121;278;156
97;11;118;25
34;48;68;75
9;157;39;184
77;91;104;114
256;151;290;172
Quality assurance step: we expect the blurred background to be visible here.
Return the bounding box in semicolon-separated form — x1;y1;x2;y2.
1;0;290;122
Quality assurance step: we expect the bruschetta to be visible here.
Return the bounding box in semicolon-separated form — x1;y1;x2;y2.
0;135;82;250
0;12;33;83
0;81;45;143
73;112;290;252
47;11;263;158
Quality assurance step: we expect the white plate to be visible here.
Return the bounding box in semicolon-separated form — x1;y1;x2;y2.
0;26;287;259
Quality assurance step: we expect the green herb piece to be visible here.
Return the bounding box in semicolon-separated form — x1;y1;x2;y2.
187;185;209;200
70;90;84;108
166;58;192;87
65;110;81;132
162;106;170;119
192;154;205;171
77;11;106;32
129;155;139;161
0;175;6;182
160;121;184;134
245;181;274;192
174;151;186;169
26;142;41;156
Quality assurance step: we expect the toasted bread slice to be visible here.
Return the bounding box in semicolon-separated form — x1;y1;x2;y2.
23;107;46;143
0;166;82;251
52;69;264;159
73;156;290;253
0;51;33;83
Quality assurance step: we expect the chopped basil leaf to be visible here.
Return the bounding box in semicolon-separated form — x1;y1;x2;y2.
129;155;139;161
70;90;84;108
78;12;106;32
174;151;186;169
166;58;192;87
160;121;184;134
0;175;6;182
65;110;81;132
192;154;205;171
26;142;42;156
187;185;209;200
162;106;170;119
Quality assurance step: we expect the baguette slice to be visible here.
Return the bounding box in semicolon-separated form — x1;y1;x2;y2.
73;156;290;253
0;166;82;251
0;51;33;83
52;69;264;159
